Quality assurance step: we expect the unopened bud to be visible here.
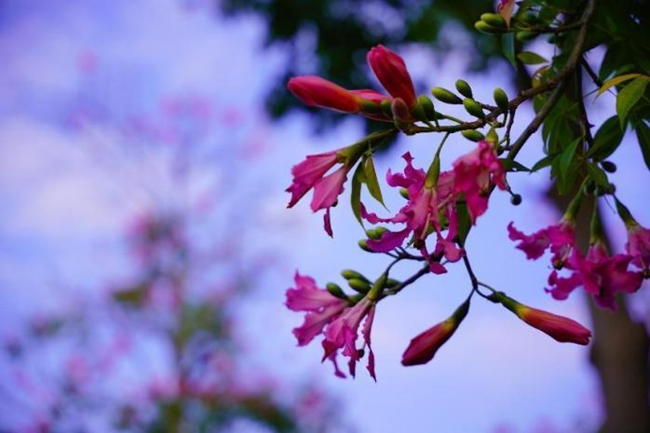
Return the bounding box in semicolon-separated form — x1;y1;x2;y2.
461;129;485;142
326;282;347;299
455;79;473;99
510;194;522;205
474;20;503;34
399;187;410;199
341;269;369;282
601;161;617;173
414;95;436;122
358;239;374;252
347;278;371;294
385;278;401;288
431;87;462;105
480;13;507;28
486;128;499;144
391;97;411;124
463;98;485;119
516;30;537;42
493;88;509;113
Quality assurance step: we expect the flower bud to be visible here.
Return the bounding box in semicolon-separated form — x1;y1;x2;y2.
326;282;347;299
391;97;412;124
516;30;537;42
480;13;507;29
358;239;374;252
288;76;361;113
413;95;437;122
401;299;470;366
455;79;474;99
461;129;485;142
431;87;462;105
492;292;592;345
341;269;369;282
347;278;371;294
399;187;410;199
601;161;617;173
493;87;509;113
474;21;503;34
463;98;485;119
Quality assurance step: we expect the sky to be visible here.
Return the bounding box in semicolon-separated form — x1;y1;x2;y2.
1;1;648;432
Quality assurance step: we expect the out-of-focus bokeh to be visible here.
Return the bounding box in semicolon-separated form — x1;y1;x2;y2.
1;1;648;432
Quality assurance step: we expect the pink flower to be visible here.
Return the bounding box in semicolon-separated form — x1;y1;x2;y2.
627;223;650;273
286;149;356;236
287;76;365;113
286;150;339;208
508;220;576;267
494;292;591;345
367;45;417;108
286;272;349;346
361;153;462;273
322;297;376;380
548;243;643;310
452;140;507;223
401;300;469;366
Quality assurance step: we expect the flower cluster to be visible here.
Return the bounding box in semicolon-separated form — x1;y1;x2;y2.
362;140;506;273
286;272;377;380
509;207;646;310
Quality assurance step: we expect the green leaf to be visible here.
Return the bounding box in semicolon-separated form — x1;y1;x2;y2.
516;51;548;65
586;163;610;190
455;202;472;247
587;116;624;161
596;73;642;97
499;158;530;172
559;137;582;181
530;153;557;172
635;121;650;170
502;33;516;68
616;77;650;127
362;155;385;206
350;164;364;226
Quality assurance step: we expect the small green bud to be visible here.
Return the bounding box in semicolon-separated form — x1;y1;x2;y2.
486;128;498;144
358;239;374;252
480;13;507;28
601;161;617;173
516;30;537;42
365;228;380;240
399;187;410;199
474;20;503;34
493;87;509;113
463;98;485;119
326;283;347;299
510;194;522;205
518;12;539;25
461;129;485;142
431;87;462;105
415;95;436;122
347;278;371;294
455;79;474;99
341;269;369;282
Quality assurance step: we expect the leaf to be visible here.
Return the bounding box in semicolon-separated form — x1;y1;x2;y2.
499;158;530;172
502;33;516;68
586;164;610;190
596;73;642;97
361;155;385;206
530;153;557;172
455;202;472;247
517;51;548;65
586;116;624;161
635;121;650;170
616;76;650;127
350;164;364;226
558;137;582;181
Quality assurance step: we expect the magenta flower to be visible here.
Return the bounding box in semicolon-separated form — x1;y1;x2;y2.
286;148;359;236
627;223;650;273
367;45;417;108
547;243;643;310
286;272;349;347
452;140;507;224
322;297;377;380
361;153;461;273
508;220;576;267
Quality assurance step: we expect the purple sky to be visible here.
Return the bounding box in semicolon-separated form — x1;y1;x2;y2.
2;1;648;432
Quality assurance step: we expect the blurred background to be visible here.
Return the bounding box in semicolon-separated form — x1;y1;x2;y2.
0;1;648;432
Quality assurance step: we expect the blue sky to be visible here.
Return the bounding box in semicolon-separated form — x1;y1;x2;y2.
1;1;648;432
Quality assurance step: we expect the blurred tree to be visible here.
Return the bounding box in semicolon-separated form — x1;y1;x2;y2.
0;57;347;433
